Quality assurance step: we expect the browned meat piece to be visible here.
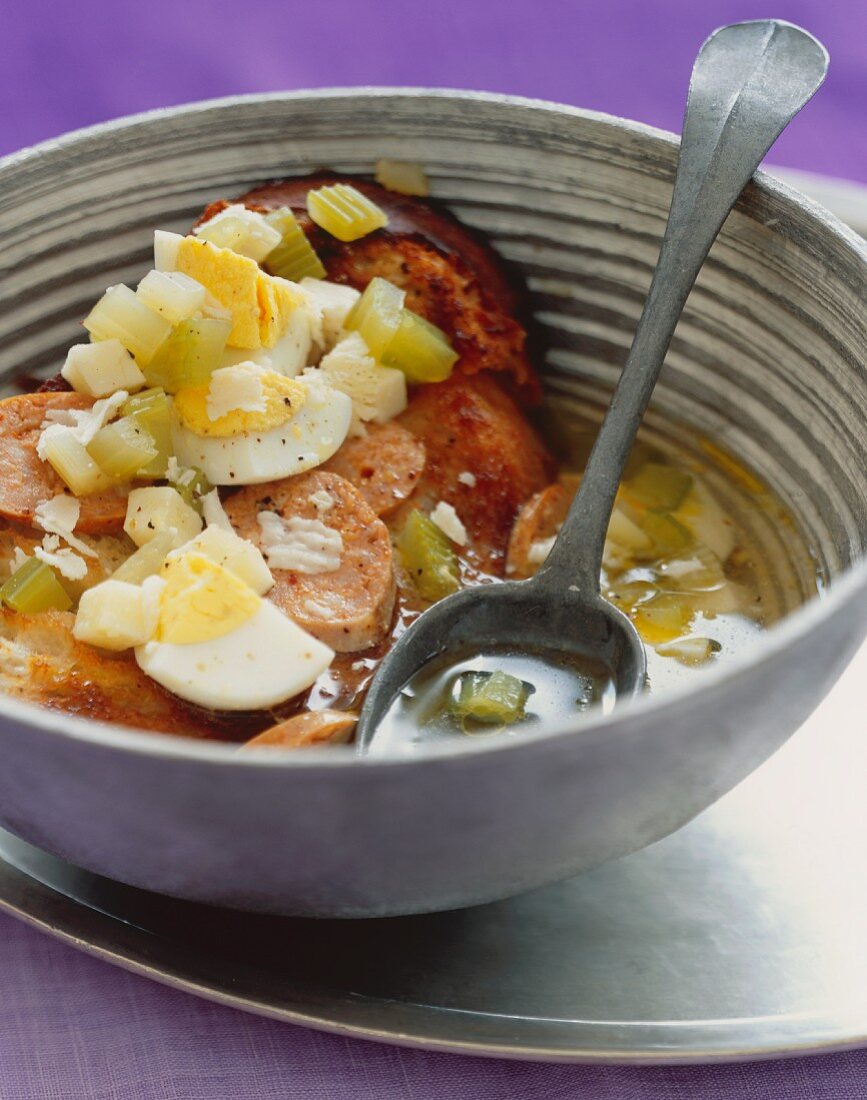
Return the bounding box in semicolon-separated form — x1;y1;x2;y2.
0;393;130;534
224;470;395;652
240;709;357;750
0;608;224;739
322;422;425;517
197;174;541;403
393;373;556;575
506;483;572;579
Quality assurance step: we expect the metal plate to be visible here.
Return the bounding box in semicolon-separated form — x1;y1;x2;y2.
0;172;864;1064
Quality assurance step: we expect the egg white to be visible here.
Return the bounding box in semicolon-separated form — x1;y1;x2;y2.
170;384;352;486
135;600;334;710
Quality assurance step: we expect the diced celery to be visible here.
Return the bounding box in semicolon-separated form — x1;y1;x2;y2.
122;388;172;477
640;512;694;558
86;416;158;479
111;532;179;584
451;670;528;725
380;310;458;384
42;430;118;496
632;597;693;645
83;284;173;366
173;467;213;514
606;507;651;551
626;463;693;511
136;270;206;324
397;509;460;602
263;207;327;281
343;277;405;357
306;183;388;242
375;160;429;197
0;558;72;613
660;544;725;591
143;317;231;393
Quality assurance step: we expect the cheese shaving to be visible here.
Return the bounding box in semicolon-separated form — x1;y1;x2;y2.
34;495;97;558
429;501;468;546
34;535;89;581
257;512;343;574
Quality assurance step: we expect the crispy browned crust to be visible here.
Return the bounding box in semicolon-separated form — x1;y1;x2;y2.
196;174;542;403
0;609;224;738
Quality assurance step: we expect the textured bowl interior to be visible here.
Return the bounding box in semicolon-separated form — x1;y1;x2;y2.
0;88;864;641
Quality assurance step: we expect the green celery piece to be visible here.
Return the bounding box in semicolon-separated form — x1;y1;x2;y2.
143;317;232;393
86;416;158;479
397;509;460;602
451;670;528;725
380;309;458;384
626;462;693;511
1;559;72;613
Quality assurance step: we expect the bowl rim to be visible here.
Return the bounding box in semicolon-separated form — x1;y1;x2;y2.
0;86;864;769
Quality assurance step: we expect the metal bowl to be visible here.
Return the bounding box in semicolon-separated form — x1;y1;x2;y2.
0;90;863;917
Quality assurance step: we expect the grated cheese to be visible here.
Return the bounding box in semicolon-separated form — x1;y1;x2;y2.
429;501;468;546
257;512;343;574
308;490;335;514
34;495;97;558
37;390;129;460
457;471;477;488
34;535;88;581
206;364;268;421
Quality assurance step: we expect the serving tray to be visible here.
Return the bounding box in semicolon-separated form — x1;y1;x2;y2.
0;170;864;1064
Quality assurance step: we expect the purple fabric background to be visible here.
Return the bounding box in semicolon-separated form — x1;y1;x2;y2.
1;0;866;1096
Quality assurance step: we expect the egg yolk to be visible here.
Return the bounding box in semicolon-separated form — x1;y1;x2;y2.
173;372;307;438
157;553;260;644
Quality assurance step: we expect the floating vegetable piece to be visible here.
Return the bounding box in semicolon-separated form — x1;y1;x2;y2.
343;277;405;357
1;558;72;613
306;183;388;242
640;512;694;558
397;508;460;602
264;207;327;281
86;416;158;480
631;596;693;645
380;309;458;384
144;317;232;393
84;285;173;366
451;670;529;725
626;462;693;511
375;160;429;197
655;636;717;665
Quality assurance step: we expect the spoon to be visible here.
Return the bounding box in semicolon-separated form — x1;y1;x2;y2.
356;20;828;750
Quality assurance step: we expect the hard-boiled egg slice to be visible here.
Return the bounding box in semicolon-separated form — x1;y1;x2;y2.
171;378;352;486
134;553;333;709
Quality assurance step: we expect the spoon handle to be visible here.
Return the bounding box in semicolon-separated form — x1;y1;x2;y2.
536;20;828;593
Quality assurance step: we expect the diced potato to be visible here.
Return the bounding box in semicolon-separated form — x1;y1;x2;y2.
194;204;282;262
144;317;232;393
307;183;388;242
380;310;458;384
0;558;72;613
170;526;273;595
375;160;429;197
264;207;327;281
316;333;407;424
84;284;173;366
343;277;405;357
299;277;360;350
397;509;460;602
124;486;203;548
41;429;118;496
86;416;158;479
111;532;181;584
154;230;184;272
61;340;146;398
122;388;172;477
451;670;528;725
137;270;206;324
73;576;164;650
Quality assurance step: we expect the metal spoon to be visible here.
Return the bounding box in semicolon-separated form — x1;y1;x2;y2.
356;20;828;750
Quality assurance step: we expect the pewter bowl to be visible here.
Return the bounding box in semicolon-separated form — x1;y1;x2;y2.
0;90;863;917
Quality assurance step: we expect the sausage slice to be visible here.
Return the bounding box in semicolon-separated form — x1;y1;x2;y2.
322;423;425;517
224;470;395;652
0;393;130;534
506;483;572;579
239;709;357;749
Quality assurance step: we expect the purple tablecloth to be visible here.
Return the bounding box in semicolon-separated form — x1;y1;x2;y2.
1;0;866;1096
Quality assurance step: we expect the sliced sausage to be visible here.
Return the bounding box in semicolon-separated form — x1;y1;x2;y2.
239;709;357;749
0;393;130;534
322;423;425;517
224;470;396;652
506;483;573;579
394;373;556;575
